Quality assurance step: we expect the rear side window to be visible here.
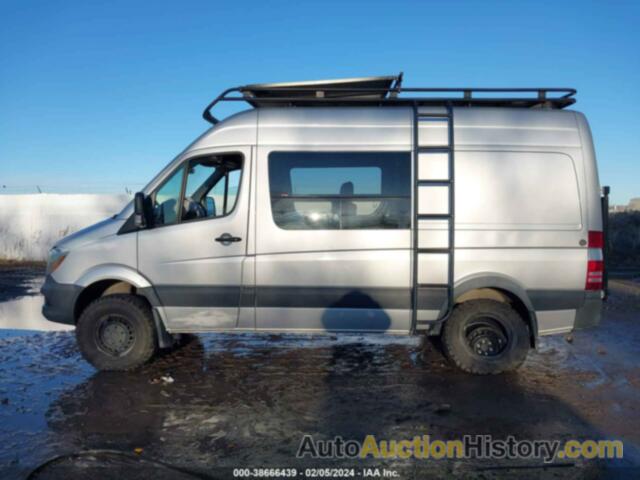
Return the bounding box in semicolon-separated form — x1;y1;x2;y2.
268;152;411;230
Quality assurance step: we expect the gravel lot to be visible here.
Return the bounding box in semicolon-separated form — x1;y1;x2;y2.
0;265;638;479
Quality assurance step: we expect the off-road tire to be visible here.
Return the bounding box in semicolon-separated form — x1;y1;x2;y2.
76;294;157;371
441;299;530;375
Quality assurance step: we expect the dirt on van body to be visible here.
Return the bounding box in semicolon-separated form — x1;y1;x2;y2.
0;265;638;479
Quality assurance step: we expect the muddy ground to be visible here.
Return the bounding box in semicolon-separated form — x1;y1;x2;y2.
0;265;638;479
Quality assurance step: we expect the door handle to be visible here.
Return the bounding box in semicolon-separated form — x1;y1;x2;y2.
215;233;242;244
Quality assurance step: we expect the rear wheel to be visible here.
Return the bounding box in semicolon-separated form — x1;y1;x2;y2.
76;294;157;371
441;299;530;374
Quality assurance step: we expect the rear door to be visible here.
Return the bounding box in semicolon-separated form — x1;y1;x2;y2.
138;147;251;331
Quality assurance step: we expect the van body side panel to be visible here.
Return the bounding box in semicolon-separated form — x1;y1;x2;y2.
420;109;590;334
248;107;593;336
254;250;412;333
574;112;603;232
404;108;591;334
451;148;587;330
254;108;413;333
254;145;413;333
573;112;604;331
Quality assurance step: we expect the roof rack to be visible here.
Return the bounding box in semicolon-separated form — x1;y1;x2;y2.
202;73;576;124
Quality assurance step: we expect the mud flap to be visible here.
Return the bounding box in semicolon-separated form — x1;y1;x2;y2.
152;309;174;349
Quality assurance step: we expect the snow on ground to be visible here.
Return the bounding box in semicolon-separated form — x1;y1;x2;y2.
0;296;73;332
0;266;73;331
0;193;130;261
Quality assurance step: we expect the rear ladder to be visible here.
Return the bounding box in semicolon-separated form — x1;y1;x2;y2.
412;104;455;333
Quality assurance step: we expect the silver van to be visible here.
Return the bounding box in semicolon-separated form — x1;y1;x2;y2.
41;75;608;374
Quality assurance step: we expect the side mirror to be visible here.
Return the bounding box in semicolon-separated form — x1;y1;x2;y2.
134;192;147;228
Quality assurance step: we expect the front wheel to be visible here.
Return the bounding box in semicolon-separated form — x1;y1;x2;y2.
76;294;158;371
441;300;530;375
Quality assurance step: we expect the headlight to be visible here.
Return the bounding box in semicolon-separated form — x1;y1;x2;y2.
46;247;68;275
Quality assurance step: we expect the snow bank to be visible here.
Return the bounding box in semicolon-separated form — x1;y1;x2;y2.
0;194;130;261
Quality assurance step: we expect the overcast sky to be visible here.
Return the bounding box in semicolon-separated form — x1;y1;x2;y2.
1;0;638;204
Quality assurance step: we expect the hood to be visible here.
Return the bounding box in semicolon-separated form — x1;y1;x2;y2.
55;216;125;252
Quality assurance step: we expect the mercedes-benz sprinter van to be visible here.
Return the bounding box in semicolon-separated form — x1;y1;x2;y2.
41;75;608;374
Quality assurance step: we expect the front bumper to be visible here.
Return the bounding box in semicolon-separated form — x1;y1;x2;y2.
41;275;80;325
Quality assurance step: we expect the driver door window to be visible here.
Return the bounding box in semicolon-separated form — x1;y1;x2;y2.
152;153;243;227
153;165;185;226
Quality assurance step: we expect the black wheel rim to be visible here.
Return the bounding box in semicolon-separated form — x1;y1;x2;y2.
464;315;509;358
95;314;135;357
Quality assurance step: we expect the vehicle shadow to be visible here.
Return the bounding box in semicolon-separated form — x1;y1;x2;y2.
320;290;392;332
42;332;632;479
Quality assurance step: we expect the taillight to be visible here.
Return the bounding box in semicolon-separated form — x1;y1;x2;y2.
588;230;604;249
586;260;604;290
585;231;604;291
